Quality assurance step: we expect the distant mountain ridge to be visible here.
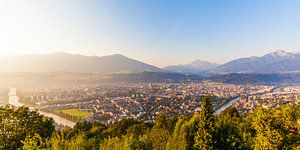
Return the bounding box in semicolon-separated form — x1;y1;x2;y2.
1;50;300;75
110;71;202;83
207;73;300;85
210;50;300;74
163;60;219;74
0;52;162;73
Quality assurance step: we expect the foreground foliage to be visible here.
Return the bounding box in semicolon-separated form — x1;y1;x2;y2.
1;96;300;149
0;106;54;149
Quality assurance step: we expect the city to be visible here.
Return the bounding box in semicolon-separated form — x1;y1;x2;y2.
1;81;297;127
1;0;300;149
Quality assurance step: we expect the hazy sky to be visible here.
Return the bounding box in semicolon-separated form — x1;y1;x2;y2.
1;0;300;67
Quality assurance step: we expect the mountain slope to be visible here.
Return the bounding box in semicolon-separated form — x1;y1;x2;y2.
211;50;300;74
164;60;219;74
207;73;300;84
0;52;162;73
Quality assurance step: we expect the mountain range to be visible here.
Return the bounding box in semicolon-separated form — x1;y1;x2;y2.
1;50;300;75
163;60;219;74
0;52;162;73
210;50;300;74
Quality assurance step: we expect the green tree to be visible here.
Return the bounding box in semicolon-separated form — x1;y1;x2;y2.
166;118;187;150
109;118;140;138
42;132;88;149
126;123;149;139
22;134;46;150
65;133;86;150
251;108;283;149
154;113;178;133
0;106;54;149
100;135;141;150
194;96;216;150
167;114;201;150
141;128;170;150
248;106;300;149
273;106;300;149
215;107;246;150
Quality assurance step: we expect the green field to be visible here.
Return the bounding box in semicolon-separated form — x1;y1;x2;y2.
55;109;91;118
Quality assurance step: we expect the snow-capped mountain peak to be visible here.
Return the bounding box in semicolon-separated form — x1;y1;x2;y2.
163;59;219;74
189;60;217;67
264;50;294;58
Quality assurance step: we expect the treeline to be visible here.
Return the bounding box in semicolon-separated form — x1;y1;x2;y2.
1;96;300;149
53;110;84;122
0;106;54;149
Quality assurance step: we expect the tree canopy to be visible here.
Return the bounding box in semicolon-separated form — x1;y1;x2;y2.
1;96;300;149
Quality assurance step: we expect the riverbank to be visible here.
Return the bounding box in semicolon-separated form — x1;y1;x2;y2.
215;86;286;114
215;96;241;114
8;88;76;128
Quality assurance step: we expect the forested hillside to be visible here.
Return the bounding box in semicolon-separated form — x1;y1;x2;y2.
1;97;300;149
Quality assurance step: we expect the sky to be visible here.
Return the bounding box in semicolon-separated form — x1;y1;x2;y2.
0;0;300;67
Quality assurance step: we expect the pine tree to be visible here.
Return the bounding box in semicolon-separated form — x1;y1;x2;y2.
251;108;283;149
194;96;216;150
166;118;185;150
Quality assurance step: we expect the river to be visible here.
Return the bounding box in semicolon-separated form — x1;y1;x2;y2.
215;96;241;114
273;86;284;92
215;86;284;114
8;86;284;125
8;88;76;128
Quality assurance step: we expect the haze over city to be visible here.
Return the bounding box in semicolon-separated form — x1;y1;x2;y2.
1;0;300;66
2;1;300;149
